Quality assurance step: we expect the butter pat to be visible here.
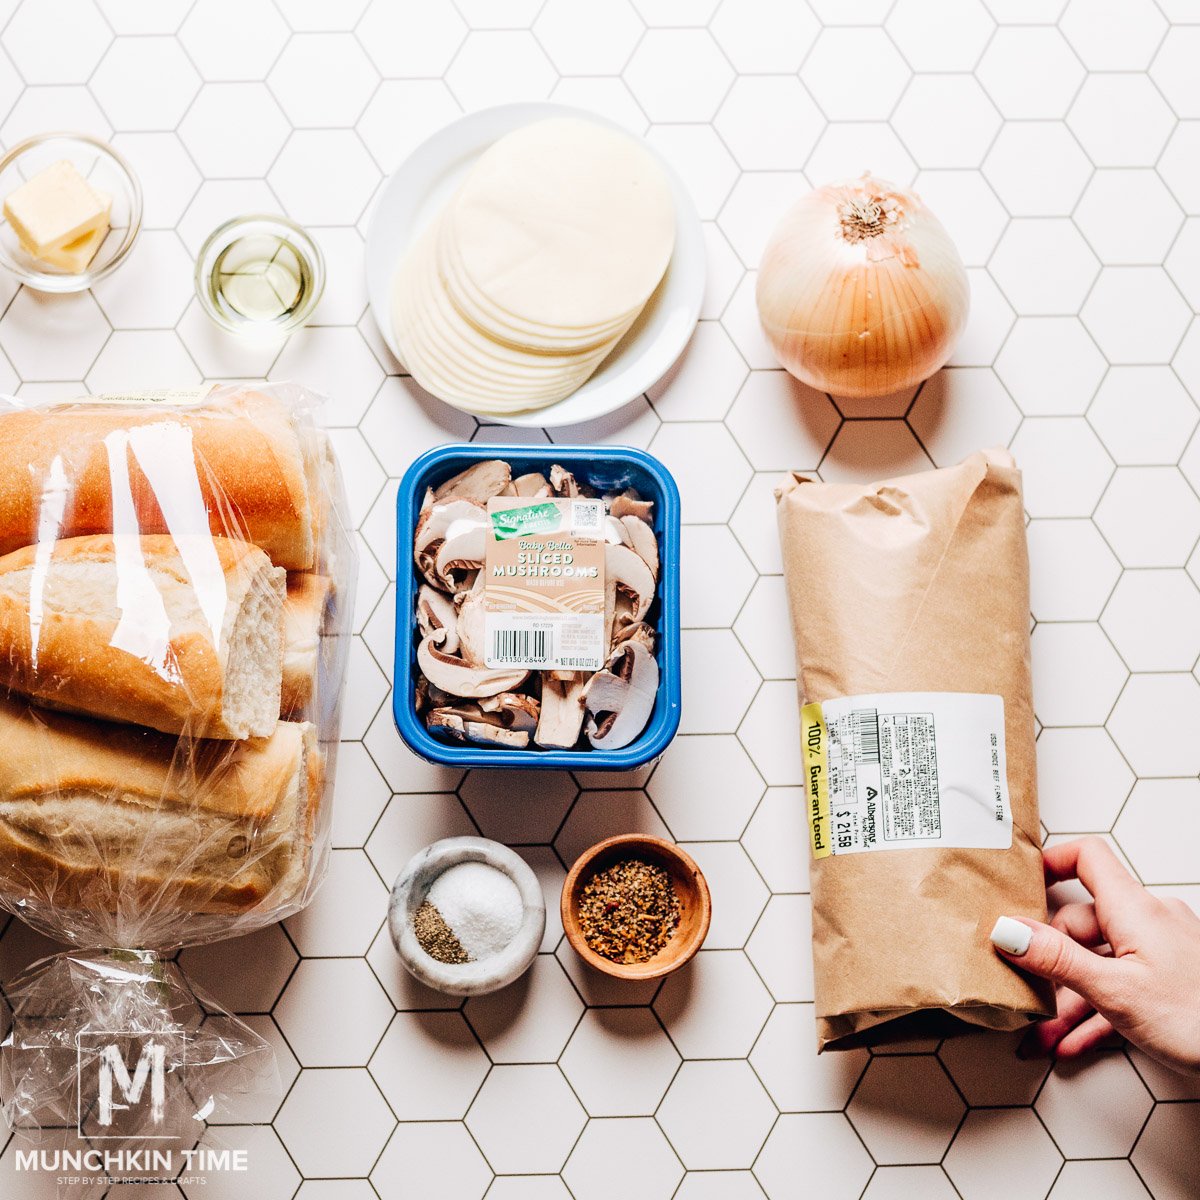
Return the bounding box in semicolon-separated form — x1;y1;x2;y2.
3;160;110;258
37;187;111;272
38;223;107;272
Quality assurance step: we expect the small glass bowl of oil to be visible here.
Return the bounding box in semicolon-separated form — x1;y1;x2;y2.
195;214;325;335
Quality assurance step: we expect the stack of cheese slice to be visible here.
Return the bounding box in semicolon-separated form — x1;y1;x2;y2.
392;117;676;416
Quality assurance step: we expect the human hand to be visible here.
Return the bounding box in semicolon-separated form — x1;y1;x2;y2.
990;836;1200;1076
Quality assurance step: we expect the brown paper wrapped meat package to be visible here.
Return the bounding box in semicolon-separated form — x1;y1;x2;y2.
776;448;1055;1050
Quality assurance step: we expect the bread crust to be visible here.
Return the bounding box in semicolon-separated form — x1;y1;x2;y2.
0;700;317;915
281;572;332;716
0;389;315;570
0;533;285;738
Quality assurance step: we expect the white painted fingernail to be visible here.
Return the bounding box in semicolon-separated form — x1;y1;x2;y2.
990;916;1032;956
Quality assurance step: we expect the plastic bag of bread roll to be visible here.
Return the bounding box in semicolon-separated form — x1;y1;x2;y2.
0;383;356;1167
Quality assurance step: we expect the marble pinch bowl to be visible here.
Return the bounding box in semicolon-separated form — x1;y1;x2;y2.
388;836;546;996
561;833;711;981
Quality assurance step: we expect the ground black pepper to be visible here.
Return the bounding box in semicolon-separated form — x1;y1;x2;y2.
414;899;470;964
578;857;680;964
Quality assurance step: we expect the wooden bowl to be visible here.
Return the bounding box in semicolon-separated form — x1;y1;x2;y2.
561;834;712;980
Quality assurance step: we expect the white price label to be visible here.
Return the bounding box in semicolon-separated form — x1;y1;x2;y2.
803;692;1012;859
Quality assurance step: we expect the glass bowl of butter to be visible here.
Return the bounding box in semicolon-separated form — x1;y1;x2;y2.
0;132;142;293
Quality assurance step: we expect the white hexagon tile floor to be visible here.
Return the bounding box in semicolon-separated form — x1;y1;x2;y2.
0;1;1199;1198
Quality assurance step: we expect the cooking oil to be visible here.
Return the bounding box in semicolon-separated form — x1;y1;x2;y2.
196;215;324;335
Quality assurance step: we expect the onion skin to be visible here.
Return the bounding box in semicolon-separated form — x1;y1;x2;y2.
756;176;970;400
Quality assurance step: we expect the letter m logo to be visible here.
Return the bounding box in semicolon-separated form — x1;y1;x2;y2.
98;1042;165;1126
77;1033;180;1138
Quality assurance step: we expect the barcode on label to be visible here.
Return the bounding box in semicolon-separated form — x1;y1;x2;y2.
492;627;549;664
852;708;880;764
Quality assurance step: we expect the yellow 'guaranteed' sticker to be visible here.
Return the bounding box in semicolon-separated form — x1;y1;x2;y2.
801;701;830;860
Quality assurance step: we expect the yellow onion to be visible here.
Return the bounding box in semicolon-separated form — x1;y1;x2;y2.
756;175;969;399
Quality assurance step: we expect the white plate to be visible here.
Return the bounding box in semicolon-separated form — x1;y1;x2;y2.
365;102;705;429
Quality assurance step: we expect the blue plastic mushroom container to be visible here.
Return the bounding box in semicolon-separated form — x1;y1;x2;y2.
393;443;681;770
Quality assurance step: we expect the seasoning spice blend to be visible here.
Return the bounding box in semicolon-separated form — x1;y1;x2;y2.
414;900;469;964
578;858;681;964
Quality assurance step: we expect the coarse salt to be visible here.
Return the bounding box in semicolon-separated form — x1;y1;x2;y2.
426;861;523;960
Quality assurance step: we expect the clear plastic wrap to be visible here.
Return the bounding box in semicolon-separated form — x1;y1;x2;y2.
0;383;356;1180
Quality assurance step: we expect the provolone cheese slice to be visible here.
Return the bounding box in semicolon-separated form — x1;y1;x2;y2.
419;229;622;375
449;117;675;330
438;212;636;351
399;226;622;384
392;230;625;415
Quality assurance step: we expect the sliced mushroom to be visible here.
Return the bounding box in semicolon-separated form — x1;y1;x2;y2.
469;725;528;748
417;636;528;698
513;472;550;497
604;515;630;545
427;708;468;738
549;464;580;497
614;620;656;654
610;493;654;523
432;459;512;504
603;573;618;653
428;692;539;749
535;674;588;749
432;522;486;593
414;499;487;588
415;499;484;555
416;675;458;714
455;584;487;668
428;710;530;749
620;514;659;577
581;640;659;750
607;543;656;609
606;543;655;642
417;584;459;656
477;692;540;733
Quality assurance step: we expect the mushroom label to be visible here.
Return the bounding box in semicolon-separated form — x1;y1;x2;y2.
483;496;606;672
